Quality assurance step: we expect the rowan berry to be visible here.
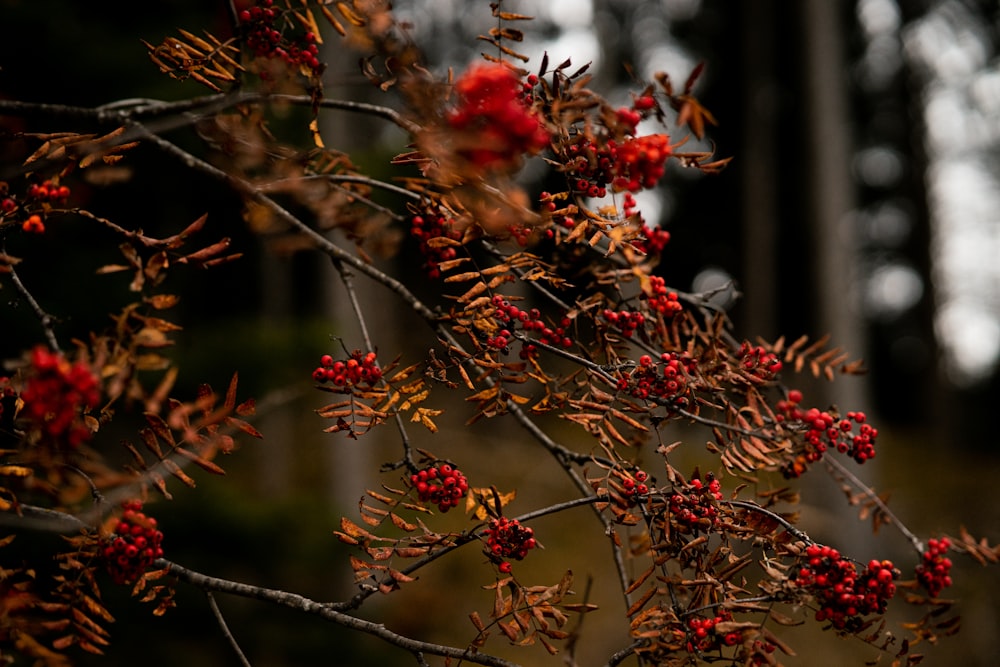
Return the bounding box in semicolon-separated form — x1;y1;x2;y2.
915;537;953;598
669;473;723;533
21;214;45;233
103;501;164;585
737;342;782;382
410;463;469;512
409;207;462;277
777;392;878;477
485;517;536;570
20;346;99;447
795;543;897;631
312;350;381;387
446;63;550;172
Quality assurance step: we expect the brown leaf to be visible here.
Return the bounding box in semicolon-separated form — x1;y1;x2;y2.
162;459;196;488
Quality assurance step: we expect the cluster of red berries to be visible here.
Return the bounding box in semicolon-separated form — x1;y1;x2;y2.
487;295;573;358
447;63;550;171
517;73;540;103
26;180;71;204
21;346;100;447
409;464;468;512
611;134;672;193
669;474;723;533
602;308;646;338
239;1;322;79
737;342;783;382
102;501;165;585
618;469;650;507
915;537;953;598
3;179;72;234
312;350;382;387
409;209;463;278
642;275;683;317
795;544;897;631
618;352;695;404
684;610;742;653
777;390;878;478
564;135;616;198
485;517;536;572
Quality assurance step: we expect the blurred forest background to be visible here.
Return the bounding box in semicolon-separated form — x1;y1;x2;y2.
2;0;1000;665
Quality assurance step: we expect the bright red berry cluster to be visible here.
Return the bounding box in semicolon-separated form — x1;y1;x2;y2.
611;134;672;193
777;390;878;477
618;469;650;507
21;346;100;447
685;610;742;653
488;295;572;358
619;352;695;404
239;0;322;79
642;275;682;317
410;463;469;512
103;501;165;585
915;537;953;598
485;517;536;572
669;474;723;533
795;544;897;631
312;350;382;387
447;63;550;171
737;342;783;382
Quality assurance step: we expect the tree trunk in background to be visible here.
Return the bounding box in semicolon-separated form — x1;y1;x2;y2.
739;0;780;342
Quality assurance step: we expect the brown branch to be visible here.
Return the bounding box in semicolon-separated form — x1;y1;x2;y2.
161;560;518;667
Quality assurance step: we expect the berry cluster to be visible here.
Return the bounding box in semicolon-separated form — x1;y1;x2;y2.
488;295;572;358
312;350;382;387
447;63;550;171
2;179;72;234
409;208;463;278
618;352;695;404
618;469;650;507
21;346;100;447
485;517;536;572
795;544;897;631
915;537;953;598
611;134;672;193
669;474;723;533
777;390;878;478
642;275;682;317
602;308;646;338
564;135;616;198
409;464;469;512
26;179;71;204
102;501;165;585
685;610;741;653
410;209;463;278
239;0;322;79
737;342;783;382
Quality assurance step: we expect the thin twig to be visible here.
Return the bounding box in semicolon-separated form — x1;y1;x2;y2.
823;456;924;554
6;256;60;352
206;591;253;667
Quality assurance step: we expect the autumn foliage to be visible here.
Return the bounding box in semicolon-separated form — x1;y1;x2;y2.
0;2;997;666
